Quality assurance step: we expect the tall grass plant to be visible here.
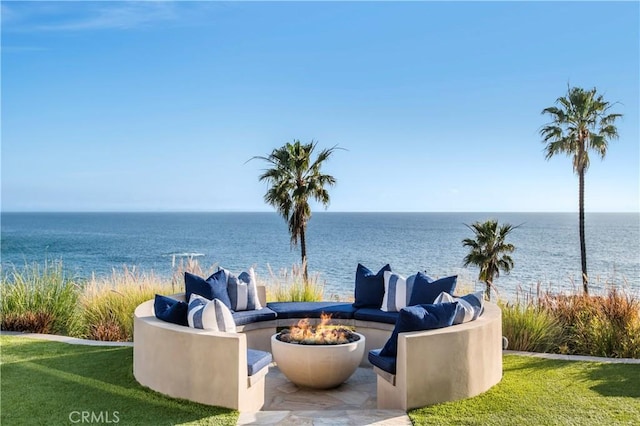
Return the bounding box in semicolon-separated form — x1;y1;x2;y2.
0;262;82;336
263;263;324;302
79;267;177;341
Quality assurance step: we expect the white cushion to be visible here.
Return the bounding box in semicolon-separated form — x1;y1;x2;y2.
225;267;263;311
187;294;236;332
434;291;484;324
381;271;416;312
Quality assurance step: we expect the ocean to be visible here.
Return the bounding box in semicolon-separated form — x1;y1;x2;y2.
1;212;638;301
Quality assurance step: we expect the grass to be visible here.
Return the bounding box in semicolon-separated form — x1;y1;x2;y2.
501;288;640;358
262;263;325;302
79;267;180;341
2;336;638;425
0;335;237;425
500;302;566;353
0;261;82;336
409;355;640;425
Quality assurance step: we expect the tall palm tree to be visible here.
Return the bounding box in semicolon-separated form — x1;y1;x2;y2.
462;219;516;301
252;140;338;281
540;86;622;294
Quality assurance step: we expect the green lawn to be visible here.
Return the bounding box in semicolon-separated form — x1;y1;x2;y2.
2;336;639;426
410;355;640;425
0;336;237;425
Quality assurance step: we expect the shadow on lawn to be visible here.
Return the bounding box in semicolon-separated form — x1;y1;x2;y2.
586;363;640;398
1;338;236;425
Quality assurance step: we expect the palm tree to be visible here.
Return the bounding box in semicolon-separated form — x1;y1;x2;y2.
252;140;339;281
462;219;516;301
540;86;622;294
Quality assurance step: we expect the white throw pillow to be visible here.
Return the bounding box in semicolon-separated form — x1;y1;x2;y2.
187;294;236;332
381;271;416;312
225;267;263;311
434;291;484;324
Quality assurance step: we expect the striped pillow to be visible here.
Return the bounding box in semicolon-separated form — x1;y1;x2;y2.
187;294;236;332
433;291;484;324
226;268;263;311
381;271;417;312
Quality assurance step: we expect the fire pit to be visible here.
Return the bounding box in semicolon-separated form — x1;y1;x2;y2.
270;314;365;389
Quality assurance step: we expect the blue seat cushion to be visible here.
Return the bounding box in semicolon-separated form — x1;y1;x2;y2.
266;302;357;319
232;307;278;326
247;349;272;376
368;348;397;374
353;308;399;324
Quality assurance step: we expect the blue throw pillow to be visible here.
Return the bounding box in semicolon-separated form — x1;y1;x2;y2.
184;270;233;310
408;272;458;306
353;263;392;309
379;302;458;357
154;294;188;326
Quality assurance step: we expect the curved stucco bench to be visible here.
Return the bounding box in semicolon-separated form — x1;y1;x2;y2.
369;302;503;410
133;299;271;412
134;287;502;412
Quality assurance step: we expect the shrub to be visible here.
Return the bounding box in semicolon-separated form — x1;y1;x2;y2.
539;290;640;358
501;302;566;353
78;267;178;341
264;264;324;302
0;262;82;335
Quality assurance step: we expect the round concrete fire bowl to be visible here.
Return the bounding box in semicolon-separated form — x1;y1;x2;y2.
270;332;366;389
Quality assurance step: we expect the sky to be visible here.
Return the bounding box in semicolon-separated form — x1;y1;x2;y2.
1;1;639;213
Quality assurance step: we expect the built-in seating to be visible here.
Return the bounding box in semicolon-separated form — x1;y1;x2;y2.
134;266;503;412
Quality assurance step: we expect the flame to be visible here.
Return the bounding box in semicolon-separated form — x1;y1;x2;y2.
282;313;355;345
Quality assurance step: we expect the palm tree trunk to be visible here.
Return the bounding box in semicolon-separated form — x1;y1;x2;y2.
579;168;589;294
485;280;491;301
300;227;308;283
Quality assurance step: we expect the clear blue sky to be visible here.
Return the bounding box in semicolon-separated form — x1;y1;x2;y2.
2;1;638;212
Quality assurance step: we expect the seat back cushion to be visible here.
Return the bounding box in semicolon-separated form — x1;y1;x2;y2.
353;263;392;309
225;267;263;311
381;271;417;312
434;291;484;324
154;294;188;326
185;270;233;309
187;294;236;332
379;302;458;357
408;272;457;305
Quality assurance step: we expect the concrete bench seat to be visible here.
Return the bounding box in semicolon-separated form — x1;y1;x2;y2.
133;285;502;412
353;308;399;324
373;302;502;410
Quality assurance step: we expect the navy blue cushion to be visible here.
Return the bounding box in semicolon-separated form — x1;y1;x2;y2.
368;348;397;374
184;270;232;309
408;272;458;306
353;308;399;324
266;302;357;319
380;302;458;357
247;349;272;376
232;308;278;326
154;294;188;326
352;263;392;309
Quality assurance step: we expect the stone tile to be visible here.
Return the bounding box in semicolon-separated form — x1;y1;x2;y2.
346;410;412;425
237;411;290;425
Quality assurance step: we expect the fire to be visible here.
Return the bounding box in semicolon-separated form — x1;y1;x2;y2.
278;313;358;345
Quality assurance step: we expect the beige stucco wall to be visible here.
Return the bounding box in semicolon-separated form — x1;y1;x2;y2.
376;302;503;410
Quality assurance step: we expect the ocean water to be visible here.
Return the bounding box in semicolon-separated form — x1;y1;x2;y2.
1;212;638;300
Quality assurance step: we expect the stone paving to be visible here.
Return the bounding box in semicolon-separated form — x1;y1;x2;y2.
236;365;413;425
